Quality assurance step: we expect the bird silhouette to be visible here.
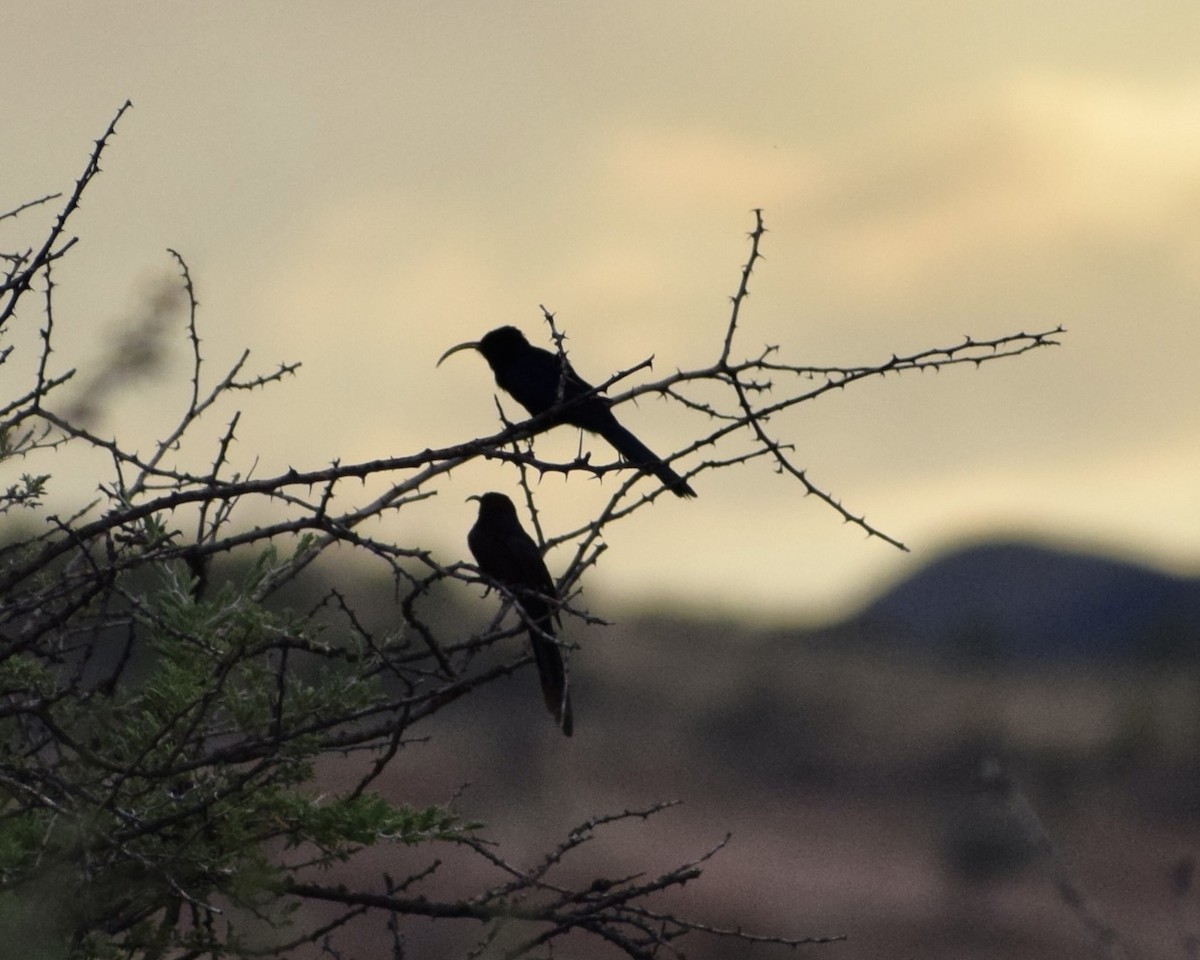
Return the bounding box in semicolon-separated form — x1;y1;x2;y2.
467;492;573;736
439;326;696;498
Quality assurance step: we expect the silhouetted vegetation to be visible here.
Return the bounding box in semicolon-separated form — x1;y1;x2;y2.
1;104;1064;958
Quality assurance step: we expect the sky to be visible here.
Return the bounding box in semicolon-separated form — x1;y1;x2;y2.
6;2;1200;621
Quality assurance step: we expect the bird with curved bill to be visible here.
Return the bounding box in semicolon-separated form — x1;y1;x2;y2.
467;492;574;736
439;326;696;498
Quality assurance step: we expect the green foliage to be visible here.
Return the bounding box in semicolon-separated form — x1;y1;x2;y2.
0;473;49;513
274;791;464;858
0;550;466;959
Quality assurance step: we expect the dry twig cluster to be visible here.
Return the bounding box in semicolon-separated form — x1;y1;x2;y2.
0;104;1060;958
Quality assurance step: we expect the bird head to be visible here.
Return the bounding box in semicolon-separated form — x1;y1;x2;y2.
466;491;519;517
437;326;530;371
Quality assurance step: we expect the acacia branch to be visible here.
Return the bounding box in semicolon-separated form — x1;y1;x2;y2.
0;101;133;331
0;116;1064;959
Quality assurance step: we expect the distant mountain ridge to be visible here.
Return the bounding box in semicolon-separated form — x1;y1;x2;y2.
854;540;1200;661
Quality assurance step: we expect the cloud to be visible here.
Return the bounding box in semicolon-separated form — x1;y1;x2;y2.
807;72;1200;296
603;124;824;209
597;72;1200;303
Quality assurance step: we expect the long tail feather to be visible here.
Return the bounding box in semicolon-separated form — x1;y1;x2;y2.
598;420;697;498
530;631;573;736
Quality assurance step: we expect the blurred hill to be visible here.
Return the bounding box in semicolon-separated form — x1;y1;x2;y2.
854;539;1200;663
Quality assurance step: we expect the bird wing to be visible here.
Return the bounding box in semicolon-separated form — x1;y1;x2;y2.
500;527;557;623
468;525;557;626
499;346;599;417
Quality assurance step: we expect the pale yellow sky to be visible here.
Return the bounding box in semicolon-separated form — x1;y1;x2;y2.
7;2;1200;620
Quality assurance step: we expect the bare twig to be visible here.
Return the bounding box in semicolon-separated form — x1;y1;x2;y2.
1;109;1063;958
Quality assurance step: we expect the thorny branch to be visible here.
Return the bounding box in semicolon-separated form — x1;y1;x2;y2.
0;107;1062;958
287;802;845;959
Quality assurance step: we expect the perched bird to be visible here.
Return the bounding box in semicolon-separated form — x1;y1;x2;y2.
467;492;573;736
438;326;696;498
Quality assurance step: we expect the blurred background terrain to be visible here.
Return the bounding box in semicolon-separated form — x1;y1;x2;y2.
275;535;1200;959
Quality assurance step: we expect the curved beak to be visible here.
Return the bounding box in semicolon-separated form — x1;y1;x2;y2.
436;340;482;367
465;494;483;504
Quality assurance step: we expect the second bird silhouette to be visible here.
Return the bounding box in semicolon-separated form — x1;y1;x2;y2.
468;492;574;736
439;326;697;498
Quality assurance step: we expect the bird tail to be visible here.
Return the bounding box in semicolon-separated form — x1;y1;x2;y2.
529;629;574;736
599;420;697;498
